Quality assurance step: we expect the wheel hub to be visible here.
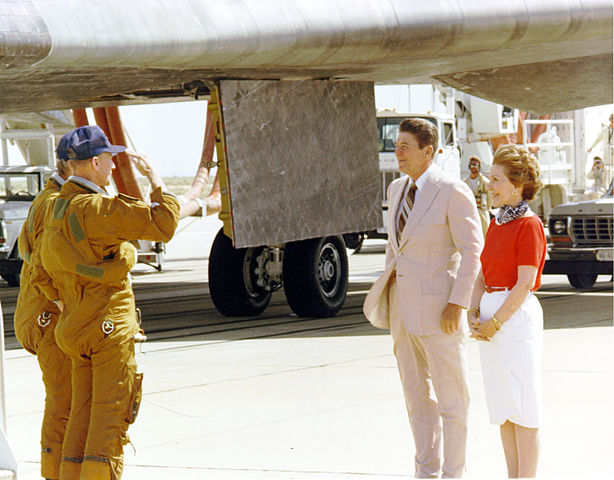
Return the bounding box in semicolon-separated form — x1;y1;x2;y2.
318;243;341;298
321;260;335;280
245;246;283;296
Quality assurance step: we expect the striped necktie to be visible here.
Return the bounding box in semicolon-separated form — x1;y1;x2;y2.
397;183;417;242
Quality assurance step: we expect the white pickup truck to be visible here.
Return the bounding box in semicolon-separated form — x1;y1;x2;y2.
544;180;613;288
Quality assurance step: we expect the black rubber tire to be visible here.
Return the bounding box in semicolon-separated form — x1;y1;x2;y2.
208;228;271;316
283;235;348;317
342;232;365;254
1;248;21;287
1;272;20;288
567;273;598;289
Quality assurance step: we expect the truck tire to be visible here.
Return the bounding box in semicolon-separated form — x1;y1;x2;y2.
208;228;271;316
567;273;598;289
1;248;21;287
283;235;348;317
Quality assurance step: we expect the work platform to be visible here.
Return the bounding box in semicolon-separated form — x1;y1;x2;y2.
2;217;613;479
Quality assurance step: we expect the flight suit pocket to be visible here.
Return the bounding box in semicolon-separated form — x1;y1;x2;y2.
126;372;143;424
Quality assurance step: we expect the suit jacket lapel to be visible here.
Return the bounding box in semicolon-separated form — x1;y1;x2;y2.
399;167;442;248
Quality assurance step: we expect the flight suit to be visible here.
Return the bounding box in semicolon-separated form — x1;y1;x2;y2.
32;178;180;480
14;175;71;479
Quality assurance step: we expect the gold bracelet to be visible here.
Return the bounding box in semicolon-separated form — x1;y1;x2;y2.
491;315;503;330
467;307;480;316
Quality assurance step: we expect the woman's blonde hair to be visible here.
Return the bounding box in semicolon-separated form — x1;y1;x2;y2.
492;144;543;201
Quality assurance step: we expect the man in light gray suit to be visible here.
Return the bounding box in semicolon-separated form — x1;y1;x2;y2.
364;118;483;478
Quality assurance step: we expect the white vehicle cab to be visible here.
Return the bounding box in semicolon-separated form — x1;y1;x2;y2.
343;111;461;251
0;165;54;286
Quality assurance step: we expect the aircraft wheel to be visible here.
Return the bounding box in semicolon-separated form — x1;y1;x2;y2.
283;235;348;317
1;249;21;287
209;228;271;316
1;273;20;287
567;273;598;289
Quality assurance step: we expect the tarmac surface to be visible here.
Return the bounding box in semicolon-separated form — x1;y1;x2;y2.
2;215;613;479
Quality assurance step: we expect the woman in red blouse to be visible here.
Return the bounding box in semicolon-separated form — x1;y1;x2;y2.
467;144;546;478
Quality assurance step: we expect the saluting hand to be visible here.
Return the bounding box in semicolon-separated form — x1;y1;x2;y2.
126;151;153;176
126;151;165;190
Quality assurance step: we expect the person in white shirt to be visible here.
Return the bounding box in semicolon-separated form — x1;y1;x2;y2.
463;156;491;237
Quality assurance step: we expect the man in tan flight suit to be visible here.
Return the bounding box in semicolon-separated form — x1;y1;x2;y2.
32;125;180;480
462;156;491;236
15;159;73;480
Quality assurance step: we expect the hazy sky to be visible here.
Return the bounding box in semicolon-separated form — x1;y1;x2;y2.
119;100;208;178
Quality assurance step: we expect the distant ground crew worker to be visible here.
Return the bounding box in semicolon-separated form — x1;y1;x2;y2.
31;125;180;480
14;159;73;480
588;113;614;185
463;156;491;236
585;156;607;199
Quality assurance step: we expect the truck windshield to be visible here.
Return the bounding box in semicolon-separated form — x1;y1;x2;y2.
605;180;613;197
377;116;437;152
0;174;40;200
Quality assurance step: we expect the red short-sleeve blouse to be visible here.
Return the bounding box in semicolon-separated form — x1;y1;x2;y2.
480;214;547;291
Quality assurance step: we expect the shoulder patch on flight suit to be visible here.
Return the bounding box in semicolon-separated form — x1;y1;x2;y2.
27;204;36;233
20;234;32;259
76;264;104;279
53;198;70;219
68;213;86;243
117;193;140;203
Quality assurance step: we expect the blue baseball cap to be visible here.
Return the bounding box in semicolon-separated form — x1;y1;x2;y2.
56;125;126;161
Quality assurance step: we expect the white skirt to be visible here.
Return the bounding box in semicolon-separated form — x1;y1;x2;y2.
478;291;543;428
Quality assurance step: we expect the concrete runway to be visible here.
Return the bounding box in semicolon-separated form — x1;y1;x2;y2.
3;216;613;479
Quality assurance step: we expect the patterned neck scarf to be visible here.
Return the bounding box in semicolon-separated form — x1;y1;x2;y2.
495;199;529;225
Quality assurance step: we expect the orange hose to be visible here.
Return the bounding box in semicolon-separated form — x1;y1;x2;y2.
513;111;526;146
491;112;552;155
182;106;215;199
519;113;551;154
490;135;512;152
104;107;145;200
531;115;552;144
93;108;128;194
72;109;89;127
